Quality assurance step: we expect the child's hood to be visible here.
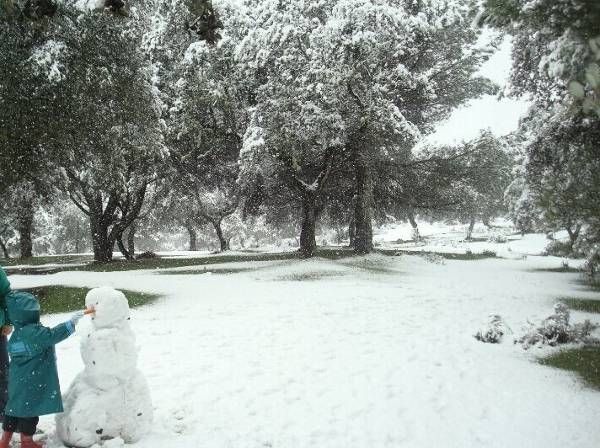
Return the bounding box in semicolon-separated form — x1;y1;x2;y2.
7;291;41;326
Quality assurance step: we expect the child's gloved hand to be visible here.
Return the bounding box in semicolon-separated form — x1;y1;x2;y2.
70;311;85;327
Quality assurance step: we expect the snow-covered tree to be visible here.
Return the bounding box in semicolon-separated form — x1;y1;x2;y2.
235;0;350;257
0;4;63;197
159;189;203;251
480;1;600;261
165;0;250;252
450;132;513;238
504;175;542;235
322;0;498;253
238;0;494;256
33;197;91;254
47;12;165;262
479;0;600;117
526;111;600;249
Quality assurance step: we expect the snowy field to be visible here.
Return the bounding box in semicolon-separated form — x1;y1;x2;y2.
375;221;575;259
6;230;600;448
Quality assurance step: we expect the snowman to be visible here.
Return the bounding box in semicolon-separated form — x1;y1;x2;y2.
56;287;153;447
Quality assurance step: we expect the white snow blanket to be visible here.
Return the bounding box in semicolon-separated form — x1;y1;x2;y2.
8;248;600;448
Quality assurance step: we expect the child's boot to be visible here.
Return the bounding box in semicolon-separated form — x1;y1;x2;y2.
0;432;13;448
20;434;43;448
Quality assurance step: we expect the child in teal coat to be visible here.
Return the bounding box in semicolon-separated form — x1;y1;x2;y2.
0;291;83;448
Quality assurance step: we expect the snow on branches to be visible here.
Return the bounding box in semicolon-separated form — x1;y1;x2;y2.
516;303;599;350
476;304;599;348
475;314;507;344
28;39;67;83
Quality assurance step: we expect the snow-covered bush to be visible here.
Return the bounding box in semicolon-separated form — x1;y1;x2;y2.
423;253;445;265
137;251;158;260
584;245;600;278
482;249;497;257
571;228;600;277
475;315;506;343
487;233;508;243
543;240;573;257
516;303;599;350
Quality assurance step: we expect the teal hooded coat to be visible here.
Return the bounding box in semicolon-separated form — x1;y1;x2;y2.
0;267;10;327
5;291;74;417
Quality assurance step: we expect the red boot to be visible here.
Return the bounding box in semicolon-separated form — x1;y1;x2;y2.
20;434;44;448
0;432;13;448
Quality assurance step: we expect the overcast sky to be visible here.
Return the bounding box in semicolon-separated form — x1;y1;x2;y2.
427;37;531;145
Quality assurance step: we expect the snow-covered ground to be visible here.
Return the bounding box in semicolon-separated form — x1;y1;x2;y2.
374;221;584;264
7;242;600;448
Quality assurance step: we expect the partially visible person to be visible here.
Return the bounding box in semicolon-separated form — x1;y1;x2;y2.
0;268;11;425
0;291;83;448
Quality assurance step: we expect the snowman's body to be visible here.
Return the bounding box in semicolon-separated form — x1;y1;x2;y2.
56;287;153;447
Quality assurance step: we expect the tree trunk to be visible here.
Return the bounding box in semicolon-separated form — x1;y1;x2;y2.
348;216;356;248
407;208;420;241
127;223;136;257
186;223;198;251
466;217;476;241
0;238;9;259
352;148;374;254
299;193;318;258
90;217;114;263
18;211;34;259
566;223;582;249
212;220;229;252
116;233;134;260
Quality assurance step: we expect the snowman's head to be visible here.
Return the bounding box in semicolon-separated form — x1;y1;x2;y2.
85;287;130;329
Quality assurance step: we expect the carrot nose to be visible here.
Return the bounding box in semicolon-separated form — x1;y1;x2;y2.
84;308;96;315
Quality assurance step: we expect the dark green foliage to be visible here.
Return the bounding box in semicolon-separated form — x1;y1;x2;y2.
16;285;159;314
0;255;93;267
377;249;497;261
480;0;600;115
186;0;222;44
544;240;576;258
0;8;59;196
1;249;357;274
482;0;600;260
560;298;600;314
528;113;600;236
529;266;582;273
1;0;57;22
